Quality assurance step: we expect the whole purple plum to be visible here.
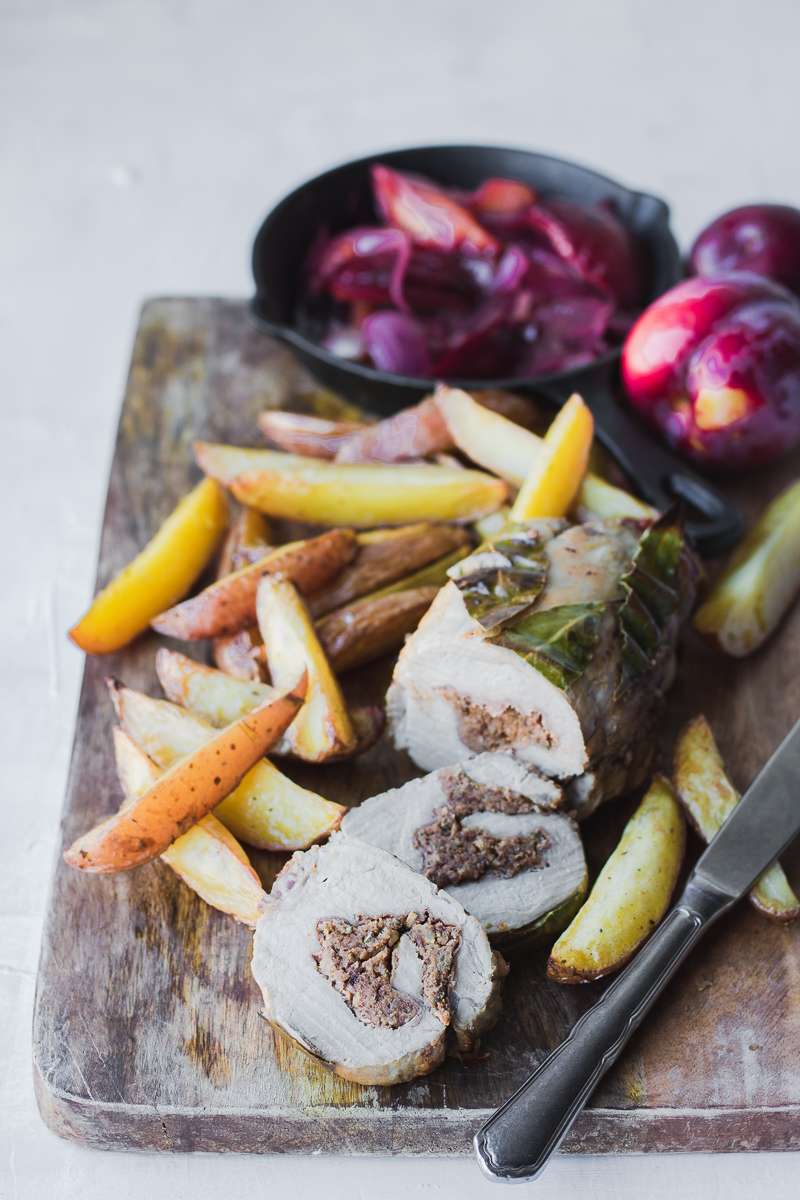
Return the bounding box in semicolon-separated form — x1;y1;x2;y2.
690;204;800;296
622;272;800;469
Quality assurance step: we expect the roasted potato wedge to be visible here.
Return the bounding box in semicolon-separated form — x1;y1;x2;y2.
674;715;799;922
195;442;507;527
256;576;356;761
69;478;228;654
156;648;381;759
217;507;272;574
694;479;800;656
317;587;437;672
333;396;449;463
110;678;345;850
151;528;356;640
113;730;266;925
308;523;469;616
64;678;307;872
213;626;265;681
434;387;654;521
548;776;686;983
369;546;471;598
511;394;594;521
258;411;367;458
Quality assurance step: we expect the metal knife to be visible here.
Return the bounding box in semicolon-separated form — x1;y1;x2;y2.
474;718;800;1183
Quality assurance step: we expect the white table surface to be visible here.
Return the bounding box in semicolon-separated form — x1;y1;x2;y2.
3;1;799;1195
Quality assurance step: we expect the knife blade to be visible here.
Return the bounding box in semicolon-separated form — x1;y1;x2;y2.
474;717;800;1183
693;718;800;899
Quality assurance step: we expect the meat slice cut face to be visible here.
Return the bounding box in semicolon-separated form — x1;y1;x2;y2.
252;836;506;1085
388;516;698;814
341;753;587;944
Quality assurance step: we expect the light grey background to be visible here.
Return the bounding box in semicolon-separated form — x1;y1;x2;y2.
2;1;798;1196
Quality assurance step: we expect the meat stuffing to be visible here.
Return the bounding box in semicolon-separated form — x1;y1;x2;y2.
412;769;551;887
314;912;461;1028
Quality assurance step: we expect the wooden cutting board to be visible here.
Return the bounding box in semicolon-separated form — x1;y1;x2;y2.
33;298;800;1155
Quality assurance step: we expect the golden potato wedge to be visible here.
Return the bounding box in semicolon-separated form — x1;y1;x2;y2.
694;479;800;657
258;411;367;458
155;646;279;722
151;528;356;640
256;576;356;761
195;442;507;527
674;715;799;922
112;729;266;925
548;776;685;983
435;386;654;522
317;587;437;672
110;679;345;850
511;394;594;521
308;523;469;616
69;478;228;654
155;648;380;759
64;678;307;872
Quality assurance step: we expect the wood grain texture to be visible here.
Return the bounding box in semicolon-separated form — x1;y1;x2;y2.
33;298;800;1154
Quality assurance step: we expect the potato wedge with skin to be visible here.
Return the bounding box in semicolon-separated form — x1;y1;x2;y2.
674;715;799;922
257;576;356;761
510;394;595;522
694;479;800;657
435;386;654;522
151;528;356;640
155;649;382;760
547;776;685;983
308;523;470;617
64;678;307;872
110;679;345;850
258;411;367;458
217;508;272;575
317;587;438;672
113;730;266;926
213;627;266;681
195;442;508;527
369;547;471;598
69;478;228;654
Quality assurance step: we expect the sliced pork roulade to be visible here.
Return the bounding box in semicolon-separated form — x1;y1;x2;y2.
341;752;587;944
251;836;506;1085
388;515;698;816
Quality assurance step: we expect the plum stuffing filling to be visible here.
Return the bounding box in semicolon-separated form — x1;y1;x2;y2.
412;769;551;888
314;912;461;1029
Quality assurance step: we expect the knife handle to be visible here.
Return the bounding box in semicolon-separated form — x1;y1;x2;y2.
474;882;733;1182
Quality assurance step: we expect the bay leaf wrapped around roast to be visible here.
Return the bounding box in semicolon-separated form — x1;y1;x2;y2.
388;516;698;816
251;836;507;1086
341;753;587;945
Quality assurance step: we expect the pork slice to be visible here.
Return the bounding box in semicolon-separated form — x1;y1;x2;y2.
342;753;587;943
252;836;506;1085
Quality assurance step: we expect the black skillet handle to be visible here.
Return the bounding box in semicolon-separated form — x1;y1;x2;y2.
540;368;743;557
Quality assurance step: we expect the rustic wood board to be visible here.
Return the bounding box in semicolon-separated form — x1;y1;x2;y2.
33;298;800;1155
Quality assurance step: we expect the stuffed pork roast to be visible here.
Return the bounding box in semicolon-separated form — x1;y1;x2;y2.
388;515;698;817
251;835;506;1085
341;752;586;944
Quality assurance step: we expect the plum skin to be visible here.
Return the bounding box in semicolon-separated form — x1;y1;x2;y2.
622;272;800;470
690;204;800;296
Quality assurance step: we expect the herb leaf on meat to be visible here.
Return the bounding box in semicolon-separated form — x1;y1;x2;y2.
617;513;685;686
449;528;550;630
496;602;606;690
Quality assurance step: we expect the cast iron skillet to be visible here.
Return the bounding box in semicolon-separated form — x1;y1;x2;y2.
251;145;742;555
